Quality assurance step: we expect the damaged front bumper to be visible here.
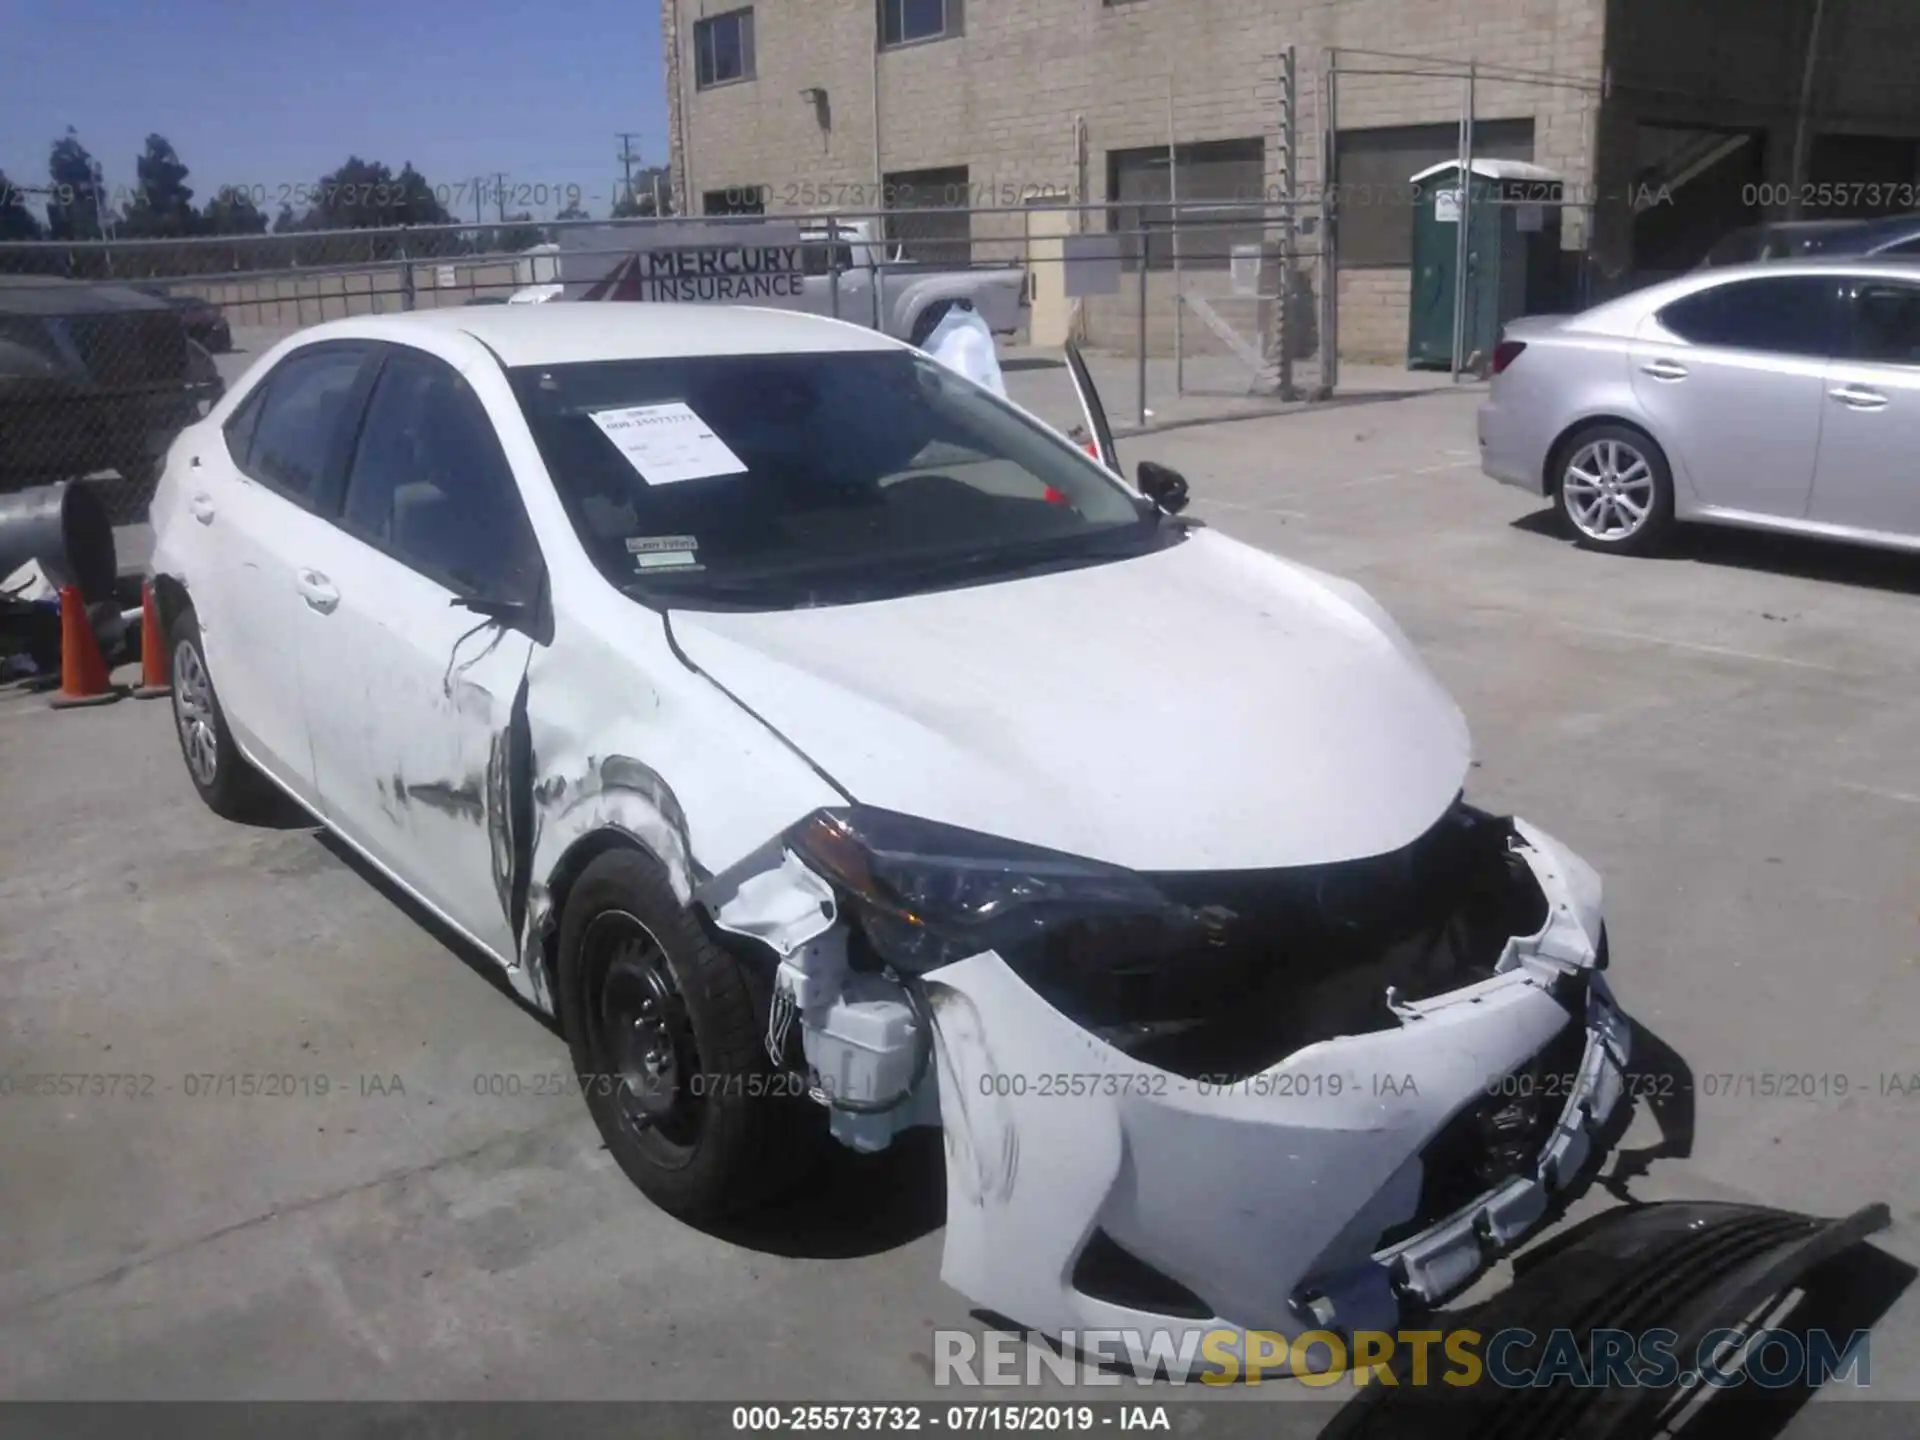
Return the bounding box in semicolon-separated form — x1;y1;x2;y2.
712;812;1631;1358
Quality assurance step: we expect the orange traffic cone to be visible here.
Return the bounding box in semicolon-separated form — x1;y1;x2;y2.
48;585;122;709
132;581;171;699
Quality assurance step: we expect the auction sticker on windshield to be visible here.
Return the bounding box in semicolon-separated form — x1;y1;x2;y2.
626;535;702;571
589;402;748;485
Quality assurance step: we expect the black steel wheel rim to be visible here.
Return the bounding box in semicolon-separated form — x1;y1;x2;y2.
581;909;703;1166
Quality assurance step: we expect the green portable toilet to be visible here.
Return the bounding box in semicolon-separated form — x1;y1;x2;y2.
1407;159;1565;371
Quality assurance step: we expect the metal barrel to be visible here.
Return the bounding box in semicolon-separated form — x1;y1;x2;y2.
0;482;119;605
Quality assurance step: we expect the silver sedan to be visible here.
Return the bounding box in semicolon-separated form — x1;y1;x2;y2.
1478;257;1920;556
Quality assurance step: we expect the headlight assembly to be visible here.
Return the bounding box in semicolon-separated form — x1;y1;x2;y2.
784;805;1195;975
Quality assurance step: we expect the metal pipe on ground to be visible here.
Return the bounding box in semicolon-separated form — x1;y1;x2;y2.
0;482;118;604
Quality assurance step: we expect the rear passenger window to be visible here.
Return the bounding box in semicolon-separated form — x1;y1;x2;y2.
243;348;369;504
341;351;543;602
1655;276;1840;358
222;384;267;467
1846;280;1920;365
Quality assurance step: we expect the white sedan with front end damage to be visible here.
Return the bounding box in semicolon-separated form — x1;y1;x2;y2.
148;303;1630;1365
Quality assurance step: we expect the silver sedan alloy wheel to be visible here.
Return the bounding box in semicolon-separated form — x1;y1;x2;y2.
1563;438;1656;542
172;639;219;787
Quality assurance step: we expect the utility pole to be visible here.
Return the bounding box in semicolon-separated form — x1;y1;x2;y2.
616;132;642;210
491;171;510;223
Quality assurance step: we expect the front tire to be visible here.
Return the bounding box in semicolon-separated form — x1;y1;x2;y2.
557;847;821;1220
1554;424;1676;556
168;606;277;820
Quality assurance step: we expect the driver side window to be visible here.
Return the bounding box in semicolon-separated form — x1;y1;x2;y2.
340;350;544;603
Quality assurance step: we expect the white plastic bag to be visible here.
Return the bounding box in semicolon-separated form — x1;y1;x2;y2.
921;305;1007;398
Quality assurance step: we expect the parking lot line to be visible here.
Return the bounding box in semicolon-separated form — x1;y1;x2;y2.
1557;622;1844;673
1834;781;1920;808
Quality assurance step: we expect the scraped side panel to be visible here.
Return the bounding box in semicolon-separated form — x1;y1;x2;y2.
505;615;845;1014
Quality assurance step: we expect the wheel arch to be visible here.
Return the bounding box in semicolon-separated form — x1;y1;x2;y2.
152;573;192;637
1542;415;1667;497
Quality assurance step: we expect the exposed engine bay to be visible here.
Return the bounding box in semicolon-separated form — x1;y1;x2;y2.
704;799;1631;1361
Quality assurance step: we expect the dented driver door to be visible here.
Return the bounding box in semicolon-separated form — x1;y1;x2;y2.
295;346;544;965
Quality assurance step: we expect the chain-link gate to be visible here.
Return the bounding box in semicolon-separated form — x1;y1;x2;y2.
1165;47;1333;404
1325;47;1607;380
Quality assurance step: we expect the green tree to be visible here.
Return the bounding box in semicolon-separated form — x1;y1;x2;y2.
492;211;545;252
611;165;675;218
46;128;109;240
201;188;269;235
299;157;454;230
0;170;46;240
121;134;198;237
272;201;299;233
555;200;591;221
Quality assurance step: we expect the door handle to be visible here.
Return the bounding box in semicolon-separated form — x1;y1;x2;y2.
1830;385;1889;410
295;569;340;614
189;492;215;525
1640;359;1689;381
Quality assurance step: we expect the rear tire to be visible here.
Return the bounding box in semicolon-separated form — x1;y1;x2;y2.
1553;423;1676;557
168;607;278;821
557;847;823;1220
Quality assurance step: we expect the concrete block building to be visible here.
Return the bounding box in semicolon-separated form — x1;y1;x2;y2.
661;0;1920;361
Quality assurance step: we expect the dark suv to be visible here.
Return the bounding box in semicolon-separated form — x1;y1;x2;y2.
0;275;224;520
1699;214;1920;267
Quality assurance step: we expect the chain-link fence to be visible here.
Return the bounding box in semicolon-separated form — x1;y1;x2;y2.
1;201;1351;525
1323;47;1608;378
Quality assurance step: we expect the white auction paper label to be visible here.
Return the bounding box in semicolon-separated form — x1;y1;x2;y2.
589;402;748;485
625;535;702;570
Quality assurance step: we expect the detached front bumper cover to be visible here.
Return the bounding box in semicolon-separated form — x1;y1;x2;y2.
924;818;1631;1362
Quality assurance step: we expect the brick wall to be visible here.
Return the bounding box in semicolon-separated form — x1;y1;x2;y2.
1336;267;1414;364
665;0;1610;360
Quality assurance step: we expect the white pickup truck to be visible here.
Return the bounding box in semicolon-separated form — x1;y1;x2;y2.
793;217;1026;344
519;217;1026;346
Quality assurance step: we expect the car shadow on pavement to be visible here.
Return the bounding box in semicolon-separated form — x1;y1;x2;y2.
1676;525;1920;595
1508;507;1920;595
1603;1018;1698;1199
697;1127;948;1260
242;787;330;830
312;829;564;1036
308;826;952;1261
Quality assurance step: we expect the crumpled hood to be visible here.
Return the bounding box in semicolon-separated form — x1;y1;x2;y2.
669;528;1471;872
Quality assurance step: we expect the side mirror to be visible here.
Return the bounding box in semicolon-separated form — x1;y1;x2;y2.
1136;460;1190;515
451;593;530;623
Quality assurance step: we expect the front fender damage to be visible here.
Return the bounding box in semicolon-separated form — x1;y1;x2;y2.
507;751;698;1014
701;809;1641;1355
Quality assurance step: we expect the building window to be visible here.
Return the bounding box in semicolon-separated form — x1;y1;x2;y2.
694;8;755;89
883;165;971;265
1333;119;1534;267
1108;138;1265;272
879;0;960;49
703;187;765;216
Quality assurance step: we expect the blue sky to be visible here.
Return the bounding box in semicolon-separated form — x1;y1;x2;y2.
0;0;672;220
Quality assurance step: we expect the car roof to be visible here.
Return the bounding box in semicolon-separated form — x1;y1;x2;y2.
0;274;173;315
290;302;902;367
1734;213;1920;249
